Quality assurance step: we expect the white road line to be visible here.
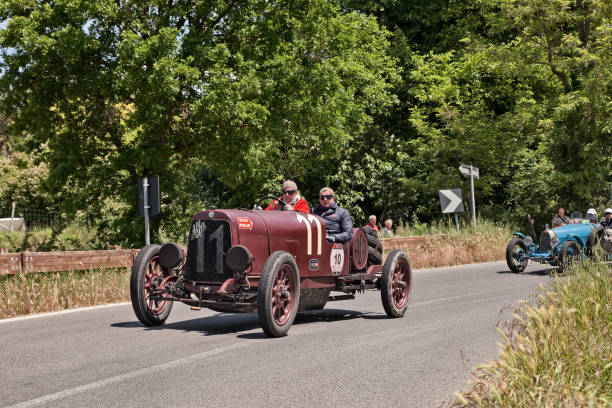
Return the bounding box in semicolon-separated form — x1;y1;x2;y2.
0;302;131;324
4;341;254;408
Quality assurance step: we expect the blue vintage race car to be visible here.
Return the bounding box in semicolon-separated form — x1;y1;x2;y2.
506;220;598;273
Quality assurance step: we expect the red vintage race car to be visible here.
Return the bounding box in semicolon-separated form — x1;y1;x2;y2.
130;200;413;337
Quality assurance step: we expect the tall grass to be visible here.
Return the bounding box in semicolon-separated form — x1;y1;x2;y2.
394;216;515;238
388;218;513;269
452;258;612;407
0;223;102;252
0;269;130;319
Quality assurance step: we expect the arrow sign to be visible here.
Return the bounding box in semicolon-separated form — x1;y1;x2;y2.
459;164;479;179
439;189;464;213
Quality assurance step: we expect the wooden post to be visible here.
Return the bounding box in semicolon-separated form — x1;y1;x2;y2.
10;202;15;232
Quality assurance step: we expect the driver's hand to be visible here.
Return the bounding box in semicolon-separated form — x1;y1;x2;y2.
253;204;262;210
283;204;294;211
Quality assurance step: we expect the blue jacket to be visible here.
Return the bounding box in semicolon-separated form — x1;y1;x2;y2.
312;202;354;243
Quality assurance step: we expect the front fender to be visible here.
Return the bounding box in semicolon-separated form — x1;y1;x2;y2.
512;232;526;239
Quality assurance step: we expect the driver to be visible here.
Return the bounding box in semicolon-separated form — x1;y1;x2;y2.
311;187;354;243
265;180;310;213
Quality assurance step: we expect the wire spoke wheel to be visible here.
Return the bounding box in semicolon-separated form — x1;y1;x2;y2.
258;251;300;337
559;240;580;272
381;249;412;318
506;238;528;273
130;245;174;326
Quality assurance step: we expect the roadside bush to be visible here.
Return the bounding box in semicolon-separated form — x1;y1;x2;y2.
452;260;612;407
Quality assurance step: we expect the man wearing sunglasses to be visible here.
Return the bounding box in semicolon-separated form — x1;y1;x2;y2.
265;180;310;213
312;187;354;243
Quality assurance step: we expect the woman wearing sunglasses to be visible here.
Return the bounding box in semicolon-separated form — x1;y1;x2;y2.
265;180;310;213
311;187;354;243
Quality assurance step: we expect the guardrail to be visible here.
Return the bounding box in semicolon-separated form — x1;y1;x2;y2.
0;250;137;275
0;236;445;275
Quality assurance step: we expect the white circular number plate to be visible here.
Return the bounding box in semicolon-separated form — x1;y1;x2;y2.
330;244;344;276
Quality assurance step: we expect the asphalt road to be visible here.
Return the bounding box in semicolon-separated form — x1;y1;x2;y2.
0;261;555;408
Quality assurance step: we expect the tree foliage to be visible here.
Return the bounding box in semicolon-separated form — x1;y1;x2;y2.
0;0;610;244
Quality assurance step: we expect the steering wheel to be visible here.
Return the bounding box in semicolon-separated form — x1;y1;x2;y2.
255;195;286;210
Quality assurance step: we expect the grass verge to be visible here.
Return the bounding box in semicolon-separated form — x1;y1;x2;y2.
386;219;512;269
0;268;130;319
451;259;612;407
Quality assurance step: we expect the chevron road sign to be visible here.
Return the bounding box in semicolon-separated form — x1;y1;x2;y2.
439;189;464;213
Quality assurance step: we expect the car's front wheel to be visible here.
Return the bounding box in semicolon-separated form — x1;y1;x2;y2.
506;238;528;273
130;245;173;326
257;251;300;337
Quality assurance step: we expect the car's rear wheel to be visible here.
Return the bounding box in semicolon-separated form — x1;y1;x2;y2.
130;244;173;326
257;251;300;337
506;238;528;273
559;240;580;272
585;230;597;256
380;249;412;318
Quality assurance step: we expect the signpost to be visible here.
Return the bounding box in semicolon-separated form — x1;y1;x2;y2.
459;164;479;225
137;176;160;245
439;189;464;231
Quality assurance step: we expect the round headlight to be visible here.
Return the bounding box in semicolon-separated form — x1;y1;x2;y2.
524;236;533;246
226;245;253;273
159;242;184;268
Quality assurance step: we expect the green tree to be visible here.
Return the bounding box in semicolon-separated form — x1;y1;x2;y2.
0;0;399;244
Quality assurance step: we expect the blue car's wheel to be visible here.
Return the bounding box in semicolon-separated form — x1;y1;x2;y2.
506;238;528;273
559;240;580;272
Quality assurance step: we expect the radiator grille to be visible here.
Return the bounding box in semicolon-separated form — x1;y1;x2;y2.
540;230;552;251
185;220;232;282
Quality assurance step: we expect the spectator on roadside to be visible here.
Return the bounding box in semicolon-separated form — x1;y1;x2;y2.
312;187;354;243
601;208;612;229
364;215;380;234
265;180;310;213
381;219;393;237
551;207;570;228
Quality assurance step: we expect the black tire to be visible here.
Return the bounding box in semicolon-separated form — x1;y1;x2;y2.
585;230;597;256
362;225;378;238
506;238;528;273
380;249;412;318
257;251;300;337
130;244;173;326
558;240;580;272
368;246;383;265
365;233;383;255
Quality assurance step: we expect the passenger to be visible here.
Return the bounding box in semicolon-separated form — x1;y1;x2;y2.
601;208;612;229
265;180;310;213
586;208;599;224
364;215;380;234
381;219;394;237
311;187;354;243
551;207;570;228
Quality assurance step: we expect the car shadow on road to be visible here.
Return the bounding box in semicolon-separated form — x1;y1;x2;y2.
496;267;558;276
111;308;386;338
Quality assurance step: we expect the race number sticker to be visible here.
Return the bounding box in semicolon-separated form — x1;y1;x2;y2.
237;217;253;230
330;243;344;276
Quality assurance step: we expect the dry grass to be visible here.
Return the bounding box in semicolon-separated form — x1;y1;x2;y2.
0;268;130;319
449;258;612;407
386;233;506;269
385;219;511;269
